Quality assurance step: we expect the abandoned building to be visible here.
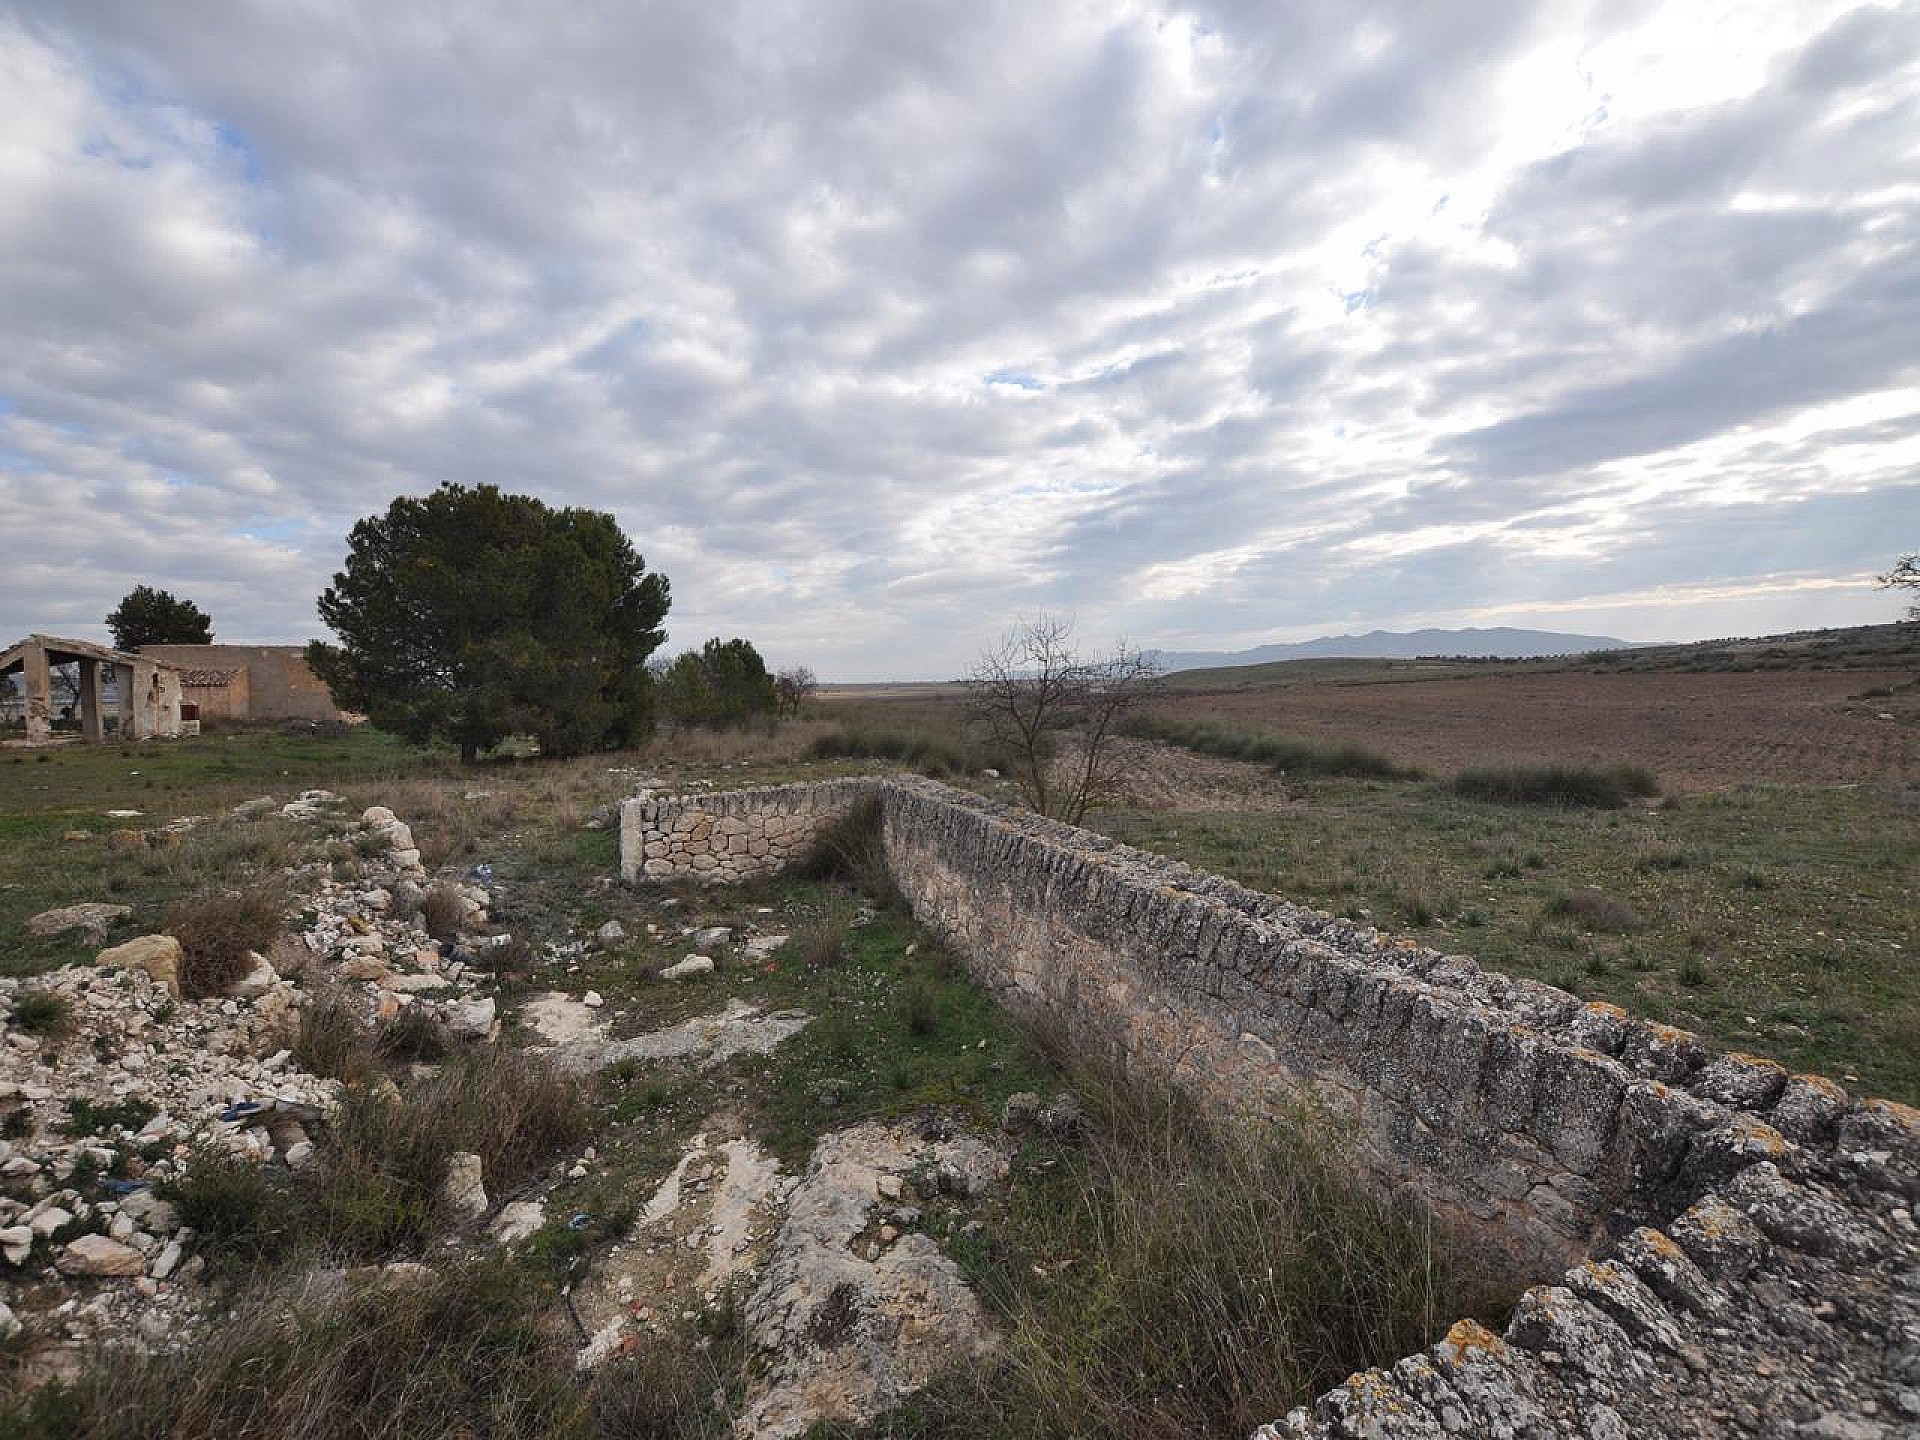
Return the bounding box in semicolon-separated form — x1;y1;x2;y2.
0;635;185;743
137;644;344;724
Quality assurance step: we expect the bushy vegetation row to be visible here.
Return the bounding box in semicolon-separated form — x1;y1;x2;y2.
806;727;985;779
1122;715;1415;780
1453;762;1659;809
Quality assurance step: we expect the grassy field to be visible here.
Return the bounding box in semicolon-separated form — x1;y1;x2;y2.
1;723;1502;1436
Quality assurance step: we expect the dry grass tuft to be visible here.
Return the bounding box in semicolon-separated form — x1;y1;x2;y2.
164;880;286;998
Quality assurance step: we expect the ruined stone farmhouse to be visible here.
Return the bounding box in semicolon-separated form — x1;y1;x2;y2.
136;644;344;725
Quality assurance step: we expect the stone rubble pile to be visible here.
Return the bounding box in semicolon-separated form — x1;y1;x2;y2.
0;793;499;1369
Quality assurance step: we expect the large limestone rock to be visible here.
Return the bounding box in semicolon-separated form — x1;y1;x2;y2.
738;1121;1006;1438
26;903;130;942
56;1234;147;1277
95;935;183;997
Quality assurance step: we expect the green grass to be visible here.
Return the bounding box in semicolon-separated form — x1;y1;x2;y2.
1091;781;1920;1102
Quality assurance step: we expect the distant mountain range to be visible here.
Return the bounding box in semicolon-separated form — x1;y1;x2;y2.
1149;627;1644;673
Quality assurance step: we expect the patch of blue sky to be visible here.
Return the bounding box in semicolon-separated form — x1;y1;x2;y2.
213;122;262;184
985;368;1044;391
241;517;304;543
1343;289;1374;314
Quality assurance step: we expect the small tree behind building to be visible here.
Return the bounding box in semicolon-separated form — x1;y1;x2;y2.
966;614;1161;824
107;585;213;650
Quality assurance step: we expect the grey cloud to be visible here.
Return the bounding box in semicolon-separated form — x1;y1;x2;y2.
0;2;1914;678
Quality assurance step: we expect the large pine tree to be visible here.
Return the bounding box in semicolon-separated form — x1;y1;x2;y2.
307;484;670;760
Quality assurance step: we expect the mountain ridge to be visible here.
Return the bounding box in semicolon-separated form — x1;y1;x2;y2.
1149;626;1644;673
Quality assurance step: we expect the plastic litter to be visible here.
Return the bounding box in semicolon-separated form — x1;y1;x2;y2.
219;1101;268;1123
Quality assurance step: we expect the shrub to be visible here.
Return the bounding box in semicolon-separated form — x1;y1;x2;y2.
420;884;468;943
792;918;850;972
165;881;285;999
937;1071;1510;1438
10;989;74;1039
1544;887;1645;933
791;797;899;907
1452;763;1659;809
0;1258;585;1440
808;728;976;778
292;996;376;1083
376;1006;449;1063
1124;716;1414;780
314;1049;587;1255
157;1149;304;1274
59;1097;157;1137
898;977;939;1037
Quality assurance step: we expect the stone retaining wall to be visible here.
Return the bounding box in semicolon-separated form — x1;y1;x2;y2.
619;779;877;885
623;776;1920;1438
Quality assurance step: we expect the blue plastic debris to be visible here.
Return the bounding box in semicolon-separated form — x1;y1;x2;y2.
101;1178;151;1195
566;1213;591;1231
471;864;494;884
219;1101;268;1123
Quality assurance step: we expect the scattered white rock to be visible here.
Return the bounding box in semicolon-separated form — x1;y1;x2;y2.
582;990;605;1009
661;955;715;981
594;920;627;948
490;1200;547;1245
441;1152;488;1224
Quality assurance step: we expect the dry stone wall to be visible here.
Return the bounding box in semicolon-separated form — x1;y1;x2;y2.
622;776;1920;1439
619;780;876;885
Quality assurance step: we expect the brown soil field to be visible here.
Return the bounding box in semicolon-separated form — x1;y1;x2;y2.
1154;667;1920;792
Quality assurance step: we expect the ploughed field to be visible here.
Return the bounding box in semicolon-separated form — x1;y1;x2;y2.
1150;667;1919;792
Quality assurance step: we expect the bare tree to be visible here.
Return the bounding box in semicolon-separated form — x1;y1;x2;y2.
966;614;1162;824
774;664;818;717
1880;552;1920;621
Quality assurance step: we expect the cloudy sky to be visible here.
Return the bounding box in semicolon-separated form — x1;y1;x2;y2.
2;1;1916;679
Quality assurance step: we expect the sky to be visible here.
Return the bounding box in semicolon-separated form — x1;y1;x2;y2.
1;1;1916;680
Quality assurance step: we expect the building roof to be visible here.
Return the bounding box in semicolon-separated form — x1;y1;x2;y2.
0;634;184;672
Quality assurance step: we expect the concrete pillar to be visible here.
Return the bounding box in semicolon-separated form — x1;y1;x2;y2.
78;657;103;741
126;662;151;740
22;641;51;745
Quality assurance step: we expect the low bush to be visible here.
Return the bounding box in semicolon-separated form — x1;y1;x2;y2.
158;1148;305;1274
1;1258;586;1440
10;989;74;1039
314;1049;588;1255
420;884;468;943
808;728;977;778
791;917;850;972
926;1071;1510;1439
791;797;899;908
1124;716;1414;780
376;1006;449;1063
165;881;286;999
1544;886;1645;933
1453;763;1658;809
292;995;376;1083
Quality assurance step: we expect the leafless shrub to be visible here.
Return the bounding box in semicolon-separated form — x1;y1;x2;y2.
966;614;1162;824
